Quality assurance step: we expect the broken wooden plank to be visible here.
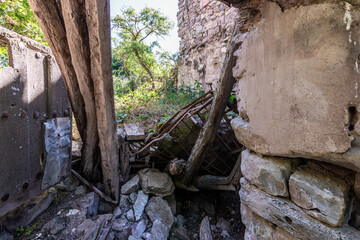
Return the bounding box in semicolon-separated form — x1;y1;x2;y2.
181;23;242;185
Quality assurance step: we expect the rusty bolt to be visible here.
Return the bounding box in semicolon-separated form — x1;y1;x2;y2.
35;52;41;59
33;111;39;119
20;110;27;118
64;109;69;116
52;110;57;118
1;111;9;119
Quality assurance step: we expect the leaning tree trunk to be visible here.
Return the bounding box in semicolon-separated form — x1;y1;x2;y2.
29;0;120;201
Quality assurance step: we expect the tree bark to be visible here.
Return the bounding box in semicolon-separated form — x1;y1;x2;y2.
181;23;241;185
29;0;119;201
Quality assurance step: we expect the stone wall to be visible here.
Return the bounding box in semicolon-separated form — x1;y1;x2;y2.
177;0;240;91
178;0;360;239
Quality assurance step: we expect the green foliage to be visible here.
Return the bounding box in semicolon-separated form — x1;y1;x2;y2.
0;0;46;45
0;0;47;68
114;79;205;123
15;223;38;240
0;42;9;68
111;6;175;84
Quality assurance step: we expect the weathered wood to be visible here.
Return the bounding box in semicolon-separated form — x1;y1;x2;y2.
181;23;241;184
61;0;100;178
85;0;120;201
29;0;120;201
28;0;86;140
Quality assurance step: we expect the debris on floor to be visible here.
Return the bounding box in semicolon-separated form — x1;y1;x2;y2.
4;169;244;240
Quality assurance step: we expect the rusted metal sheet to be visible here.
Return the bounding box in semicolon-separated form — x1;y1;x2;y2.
42;118;71;190
0;27;71;216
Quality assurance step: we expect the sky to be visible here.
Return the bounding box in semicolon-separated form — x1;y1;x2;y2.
109;0;180;53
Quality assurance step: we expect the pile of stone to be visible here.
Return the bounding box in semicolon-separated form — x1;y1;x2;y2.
239;150;360;240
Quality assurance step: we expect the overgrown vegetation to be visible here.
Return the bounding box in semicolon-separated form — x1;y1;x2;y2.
0;0;46;68
0;3;203;126
111;6;203;125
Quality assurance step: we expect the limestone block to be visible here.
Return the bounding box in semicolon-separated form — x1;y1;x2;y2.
231;1;360;170
124;123;145;141
121;175;140;195
240;178;360;240
139;168;175;197
241;150;297;197
289;169;350;227
145;197;174;229
241;203;298;240
133;191;149;221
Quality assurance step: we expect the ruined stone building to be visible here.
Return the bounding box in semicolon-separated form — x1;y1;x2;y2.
178;0;360;239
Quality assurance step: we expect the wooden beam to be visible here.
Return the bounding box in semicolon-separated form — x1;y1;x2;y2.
181;23;241;185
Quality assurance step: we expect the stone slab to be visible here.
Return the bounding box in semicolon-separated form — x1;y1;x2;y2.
124;123;145;141
240;178;360;240
241;150;296;197
289;169;350;227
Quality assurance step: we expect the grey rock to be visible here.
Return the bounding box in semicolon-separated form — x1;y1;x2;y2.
0;230;14;240
289;169;350;227
241;200;299;240
112;207;122;220
200;216;213;240
121;175;140;195
164;193;177;215
177;215;186;226
241;150;296;197
72;141;82;158
149;220;169;240
126;209;135;222
112;218;128;232
3;188;56;232
124;123;145;140
106;231;116;240
132;219;147;238
240;178;360;240
117;128;127;144
139;168;175;197
42;217;65;235
172;219;189;240
74;185;87;195
128;236;140;240
98;201;113;214
133;190;149;221
129;192;138;204
56;176;80;191
142;232;151;240
146;196;174;229
119;195;130;208
79;214;113;240
77;192;99;216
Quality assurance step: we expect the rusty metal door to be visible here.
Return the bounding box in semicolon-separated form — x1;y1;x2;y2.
0;27;71;216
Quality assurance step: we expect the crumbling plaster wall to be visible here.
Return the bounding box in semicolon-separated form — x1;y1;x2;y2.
178;0;360;239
